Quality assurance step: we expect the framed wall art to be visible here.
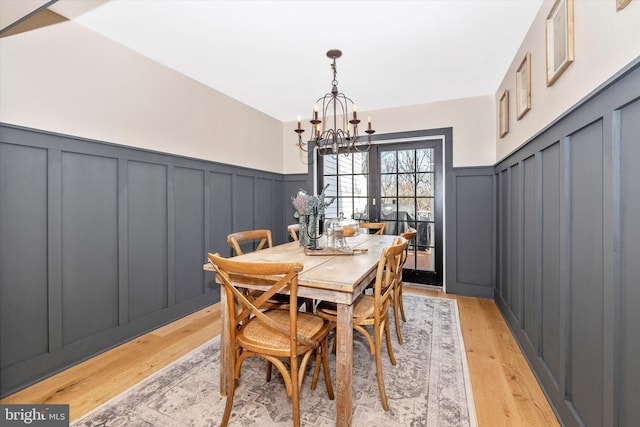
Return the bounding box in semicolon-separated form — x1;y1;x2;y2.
499;90;509;138
546;0;574;86
516;53;531;119
617;0;632;11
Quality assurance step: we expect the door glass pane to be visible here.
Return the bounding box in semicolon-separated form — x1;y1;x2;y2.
398;172;415;197
380;174;397;197
397;149;415;173
416;148;433;172
416;173;434;197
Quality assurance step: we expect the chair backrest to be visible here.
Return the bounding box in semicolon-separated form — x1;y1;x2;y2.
227;229;272;256
287;224;300;241
206;253;316;349
359;222;386;235
372;236;408;317
400;227;417;266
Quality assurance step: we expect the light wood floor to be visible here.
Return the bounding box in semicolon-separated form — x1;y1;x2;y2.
1;286;560;426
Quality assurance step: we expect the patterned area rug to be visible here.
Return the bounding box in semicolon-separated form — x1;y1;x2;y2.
72;294;476;426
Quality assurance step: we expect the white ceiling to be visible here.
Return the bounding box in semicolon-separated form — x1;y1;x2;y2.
48;0;543;122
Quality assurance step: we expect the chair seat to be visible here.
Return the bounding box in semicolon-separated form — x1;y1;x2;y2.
317;296;375;321
239;310;330;353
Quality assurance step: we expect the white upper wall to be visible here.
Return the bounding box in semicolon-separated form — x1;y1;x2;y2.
1;2;638;175
495;0;640;162
0;11;285;174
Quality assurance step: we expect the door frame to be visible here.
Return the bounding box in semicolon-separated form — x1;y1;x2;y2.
373;139;443;285
311;128;453;290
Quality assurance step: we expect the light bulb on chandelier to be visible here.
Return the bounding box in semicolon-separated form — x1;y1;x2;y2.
295;49;375;156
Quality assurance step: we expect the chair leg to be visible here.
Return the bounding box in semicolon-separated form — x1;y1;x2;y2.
393;286;403;345
266;361;272;382
290;356;301;427
221;374;237;426
321;337;335;400
310;338;335;400
311;349;321;390
384;319;396;366
398;282;407;322
374;324;390;411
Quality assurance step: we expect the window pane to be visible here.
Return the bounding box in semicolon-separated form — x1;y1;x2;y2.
380;151;396;173
416;173;434;197
324;175;338;197
353;152;368;174
338;154;352;174
354;174;367;197
353;197;368;219
338;175;353;196
324;155;338;175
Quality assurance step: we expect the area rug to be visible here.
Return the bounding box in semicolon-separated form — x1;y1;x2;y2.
72;294;476;426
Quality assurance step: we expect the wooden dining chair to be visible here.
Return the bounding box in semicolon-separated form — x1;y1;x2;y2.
207;253;334;427
287;223;300;241
227;229;273;256
315;236;407;411
359;222;386;235
227;229;294;310
392;227;417;345
227;229;313;330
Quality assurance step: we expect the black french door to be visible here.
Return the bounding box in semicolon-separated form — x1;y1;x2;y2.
318;138;443;286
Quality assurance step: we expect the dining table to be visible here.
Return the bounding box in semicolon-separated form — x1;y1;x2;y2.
203;233;397;427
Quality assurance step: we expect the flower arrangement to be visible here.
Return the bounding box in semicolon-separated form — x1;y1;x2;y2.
291;184;335;248
291;184;335;218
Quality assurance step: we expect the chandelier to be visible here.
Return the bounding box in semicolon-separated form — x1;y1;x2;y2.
295;49;375;156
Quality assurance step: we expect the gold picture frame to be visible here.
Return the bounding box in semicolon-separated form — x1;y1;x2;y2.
546;0;574;86
516;53;531;120
499;90;509;138
617;0;632;11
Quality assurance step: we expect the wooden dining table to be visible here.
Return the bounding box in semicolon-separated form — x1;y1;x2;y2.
203;233;396;427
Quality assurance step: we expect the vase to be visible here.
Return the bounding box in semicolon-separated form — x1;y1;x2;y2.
299;215;310;247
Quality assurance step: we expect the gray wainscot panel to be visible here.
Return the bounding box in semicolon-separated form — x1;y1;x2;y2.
618;97;640;426
0;144;49;369
494;61;640;426
448;167;494;298
0;124;287;397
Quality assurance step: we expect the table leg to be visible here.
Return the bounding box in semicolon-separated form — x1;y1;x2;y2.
335;302;353;427
219;287;230;396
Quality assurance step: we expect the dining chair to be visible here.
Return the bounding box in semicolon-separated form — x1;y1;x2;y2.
227;229;273;256
359;222;386;235
392;227;417;344
287;223;300;241
227;229;293;310
315;236;407;411
207;253;334;427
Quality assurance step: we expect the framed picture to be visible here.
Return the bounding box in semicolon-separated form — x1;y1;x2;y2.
499;90;509;138
516;53;531;119
545;0;574;86
617;0;632;11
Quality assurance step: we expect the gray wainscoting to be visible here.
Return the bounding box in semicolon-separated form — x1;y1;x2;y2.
495;62;640;426
0;124;299;397
446;167;495;298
